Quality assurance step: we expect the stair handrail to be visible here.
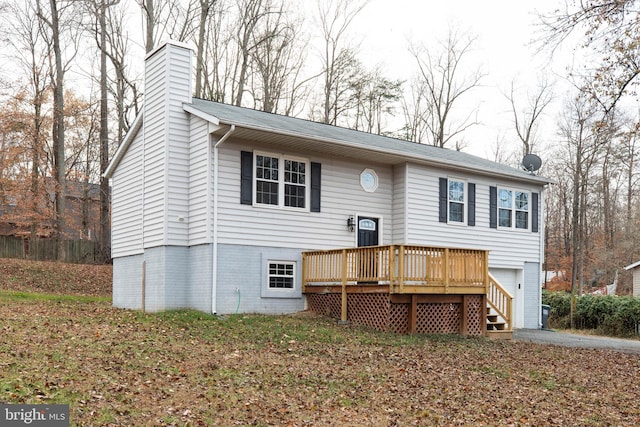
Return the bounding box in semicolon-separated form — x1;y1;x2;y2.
487;272;513;331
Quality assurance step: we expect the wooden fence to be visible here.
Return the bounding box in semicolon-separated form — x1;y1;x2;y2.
0;235;25;259
0;235;103;264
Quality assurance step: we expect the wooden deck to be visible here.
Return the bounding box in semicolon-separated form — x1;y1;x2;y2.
302;245;513;337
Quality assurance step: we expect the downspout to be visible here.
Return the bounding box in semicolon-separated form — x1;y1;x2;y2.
539;186;547;328
211;124;235;314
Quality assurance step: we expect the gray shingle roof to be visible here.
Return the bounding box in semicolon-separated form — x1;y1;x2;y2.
188;98;551;185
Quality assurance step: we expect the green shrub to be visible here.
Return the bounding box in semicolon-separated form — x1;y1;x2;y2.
543;290;640;336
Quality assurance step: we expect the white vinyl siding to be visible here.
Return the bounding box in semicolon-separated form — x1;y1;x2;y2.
142;42;192;248
111;130;144;258
404;164;543;269
142;93;167;247
391;163;408;243
633;270;640;297
217;142;393;249
523;262;541;328
188;116;211;244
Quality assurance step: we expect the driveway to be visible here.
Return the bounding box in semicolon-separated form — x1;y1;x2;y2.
513;329;640;355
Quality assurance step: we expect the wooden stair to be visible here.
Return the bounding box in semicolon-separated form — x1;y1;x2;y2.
486;307;512;340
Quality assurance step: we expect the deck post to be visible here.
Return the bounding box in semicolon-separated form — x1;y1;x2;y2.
340;249;348;323
408;294;417;334
444;248;450;293
461;295;469;336
506;295;512;330
481;293;488;336
398;245;404;293
389;245;396;291
301;253;307;293
484;251;490;293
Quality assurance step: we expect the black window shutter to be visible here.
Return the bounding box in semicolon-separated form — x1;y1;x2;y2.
489;186;497;229
439;178;447;223
240;151;253;205
310;162;321;212
532;192;539;233
467;183;476;226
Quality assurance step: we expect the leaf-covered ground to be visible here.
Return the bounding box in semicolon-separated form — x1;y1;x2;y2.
0;258;112;296
1;258;640;426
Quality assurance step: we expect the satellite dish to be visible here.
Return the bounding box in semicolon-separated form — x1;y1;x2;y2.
521;153;542;174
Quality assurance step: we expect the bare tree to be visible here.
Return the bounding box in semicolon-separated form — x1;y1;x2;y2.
408;28;485;148
140;0;194;52
199;0;234;102
556;93;602;325
195;0;217;98
349;66;402;135
400;77;430;143
36;0;79;260
63;93;100;237
109;14;142;140
619;117;640;233
249;0;308;114
506;78;554;156
1;1;52;240
84;0;120;260
538;1;640;116
142;0;155;52
233;0;269;106
316;0;369;125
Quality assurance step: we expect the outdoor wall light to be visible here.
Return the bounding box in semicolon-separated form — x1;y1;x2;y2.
347;215;355;232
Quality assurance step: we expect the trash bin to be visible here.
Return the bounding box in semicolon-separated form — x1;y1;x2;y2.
541;304;551;329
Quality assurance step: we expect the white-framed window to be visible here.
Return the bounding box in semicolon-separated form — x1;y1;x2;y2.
360;168;379;192
498;187;529;230
448;179;466;223
268;261;295;290
255;152;309;210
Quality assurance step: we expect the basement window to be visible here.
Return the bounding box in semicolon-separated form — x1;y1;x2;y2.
268;262;295;290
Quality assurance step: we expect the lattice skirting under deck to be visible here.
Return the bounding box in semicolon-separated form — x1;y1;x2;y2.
306;293;484;335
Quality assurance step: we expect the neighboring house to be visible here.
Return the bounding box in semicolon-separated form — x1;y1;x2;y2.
624;261;640;297
0;179;102;240
104;41;552;331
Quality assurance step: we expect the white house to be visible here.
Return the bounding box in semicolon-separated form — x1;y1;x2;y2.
104;41;552;331
624;261;640;297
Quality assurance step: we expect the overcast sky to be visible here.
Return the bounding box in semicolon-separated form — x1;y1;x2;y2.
349;0;567;160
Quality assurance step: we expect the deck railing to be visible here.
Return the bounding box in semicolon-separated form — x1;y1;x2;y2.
302;245;489;294
487;272;513;330
303;245;513;333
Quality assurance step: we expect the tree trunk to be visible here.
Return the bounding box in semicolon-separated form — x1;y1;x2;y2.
145;0;154;52
99;0;111;261
30;97;42;240
195;0;211;98
49;0;66;261
569;124;583;329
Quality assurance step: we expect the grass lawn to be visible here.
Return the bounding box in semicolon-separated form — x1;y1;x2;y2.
1;258;640;426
